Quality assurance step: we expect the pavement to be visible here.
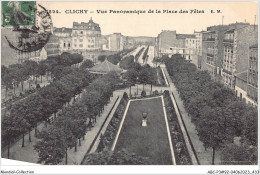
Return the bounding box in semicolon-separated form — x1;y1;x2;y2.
2;88;124;164
161;64;221;165
2;81;170;163
2;63;221;165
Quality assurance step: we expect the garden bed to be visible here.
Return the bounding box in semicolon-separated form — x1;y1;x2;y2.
163;90;192;165
96;94;129;152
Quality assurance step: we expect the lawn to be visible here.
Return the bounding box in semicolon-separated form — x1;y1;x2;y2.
114;97;173;165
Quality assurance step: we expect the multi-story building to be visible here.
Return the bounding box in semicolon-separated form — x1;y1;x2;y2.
53;27;72;54
247;44;258;107
201;23;258;85
44;35;60;57
53;18;102;63
71;18;101;53
234;71;248;103
102;33;125;51
185;31;203;67
53;27;72;37
201;25;230;81
155;30;195;60
14;34;59;63
222;24;258;89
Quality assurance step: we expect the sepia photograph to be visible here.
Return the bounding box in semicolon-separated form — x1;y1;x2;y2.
1;1;259;174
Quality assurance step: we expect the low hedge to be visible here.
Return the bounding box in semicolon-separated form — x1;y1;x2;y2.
163;90;192;165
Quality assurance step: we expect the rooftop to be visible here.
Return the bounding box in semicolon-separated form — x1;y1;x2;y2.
53;27;72;33
73;17;101;31
224;29;235;34
88;59;123;74
176;34;196;39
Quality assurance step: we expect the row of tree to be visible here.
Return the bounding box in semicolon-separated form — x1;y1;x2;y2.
98;47;136;64
134;47;145;62
1;52;83;98
34;72;120;164
165;54;257;165
142;46;150;63
125;64;157;96
2;66;94;158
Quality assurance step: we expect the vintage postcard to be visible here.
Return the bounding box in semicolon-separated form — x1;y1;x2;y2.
1;1;259;174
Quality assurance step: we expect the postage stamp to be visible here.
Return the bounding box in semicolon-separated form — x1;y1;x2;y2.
2;1;36;27
2;2;53;53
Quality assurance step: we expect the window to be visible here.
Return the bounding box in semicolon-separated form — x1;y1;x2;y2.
64;43;66;47
79;39;83;42
74;44;77;47
79;44;83;47
68;43;70;47
80;31;83;34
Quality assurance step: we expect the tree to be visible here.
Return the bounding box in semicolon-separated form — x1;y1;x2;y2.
37;62;48;83
138;66;150;91
241;106;258;146
98;55;106;62
80;59;94;69
52;65;65;80
34;126;67;165
2;114;20;158
125;69;138;97
221;143;257;165
22;60;38;80
8;64;22;94
196;106;225;165
119;55;135;70
9;105;30;147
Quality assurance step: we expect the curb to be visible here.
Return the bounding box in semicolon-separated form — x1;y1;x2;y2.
170;93;200;165
80;96;120;165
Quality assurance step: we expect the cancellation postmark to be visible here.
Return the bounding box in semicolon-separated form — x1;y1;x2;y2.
2;1;53;53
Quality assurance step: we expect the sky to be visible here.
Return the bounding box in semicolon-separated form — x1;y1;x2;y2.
39;1;258;37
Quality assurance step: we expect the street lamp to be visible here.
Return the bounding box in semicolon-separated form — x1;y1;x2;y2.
136;76;139;95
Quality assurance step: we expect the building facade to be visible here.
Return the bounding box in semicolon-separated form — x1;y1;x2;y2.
200;23;258;86
53;18;102;63
201;25;230;82
53;27;72;54
155;30;196;61
234;71;248;104
247;44;258;107
222;24;258;89
102;33;125;51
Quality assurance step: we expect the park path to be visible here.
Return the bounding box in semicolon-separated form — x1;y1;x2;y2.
2;83;168;165
160;64;221;165
2;88;124;164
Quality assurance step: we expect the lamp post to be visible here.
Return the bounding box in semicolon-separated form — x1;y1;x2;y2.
136;77;139;95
